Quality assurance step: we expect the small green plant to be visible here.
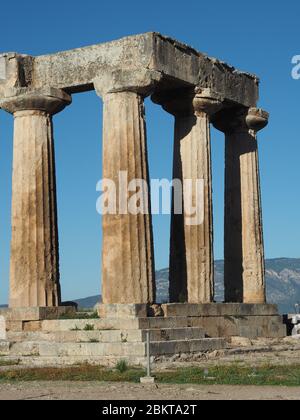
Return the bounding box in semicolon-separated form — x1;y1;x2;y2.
116;359;128;373
70;325;81;331
89;311;100;319
83;324;95;331
0;359;20;367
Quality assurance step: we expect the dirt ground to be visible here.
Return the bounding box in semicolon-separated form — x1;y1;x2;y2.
1;337;300;400
0;381;299;400
154;337;300;368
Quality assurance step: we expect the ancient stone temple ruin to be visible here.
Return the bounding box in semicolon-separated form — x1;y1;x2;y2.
0;33;286;365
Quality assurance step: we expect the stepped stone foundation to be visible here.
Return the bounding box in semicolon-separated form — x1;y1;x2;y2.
0;34;286;365
0;303;285;366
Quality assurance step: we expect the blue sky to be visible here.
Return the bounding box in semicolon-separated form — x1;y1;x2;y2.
0;0;299;303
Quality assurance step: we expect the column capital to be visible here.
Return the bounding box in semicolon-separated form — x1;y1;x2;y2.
212;106;269;134
93;68;162;98
152;87;223;118
246;107;269;132
0;87;71;115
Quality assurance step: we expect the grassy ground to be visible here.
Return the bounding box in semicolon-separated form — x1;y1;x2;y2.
0;363;300;386
0;360;19;367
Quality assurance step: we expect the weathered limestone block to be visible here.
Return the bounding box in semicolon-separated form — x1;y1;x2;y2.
7;327;206;344
4;321;23;332
38;341;147;357
0;306;76;321
188;315;286;339
95;75;157;305
0;88;71;307
161;303;280;317
0;34;258;108
9;342;39;356
154;88;223;303
0;53;34;93
98;304;148;319
0;341;10;356
0;316;6;340
32;338;226;358
41;318;142;332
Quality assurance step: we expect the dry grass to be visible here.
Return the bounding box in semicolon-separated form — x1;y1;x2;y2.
0;363;300;386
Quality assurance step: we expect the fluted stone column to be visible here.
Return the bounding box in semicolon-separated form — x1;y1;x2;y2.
156;89;222;303
0;88;71;308
213;107;269;304
95;72;158;305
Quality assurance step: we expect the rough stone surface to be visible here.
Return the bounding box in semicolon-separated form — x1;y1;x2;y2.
0;341;10;356
0;316;6;340
160;304;286;338
188;315;286;339
162;303;279;317
230;336;253;347
167;92;219;303
0;87;71;114
0;89;71;308
99;91;155;304
0;56;6;80
7;327;206;343
1;315;226;362
140;376;155;384
0;306;75;322
98;304;148;319
10;111;60;307
0;33;258;106
213;108;268;304
4;338;226;359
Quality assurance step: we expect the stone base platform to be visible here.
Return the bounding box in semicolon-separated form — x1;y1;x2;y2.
161;303;287;339
0;306;225;367
0;303;286;367
97;303;287;339
0;306;76;335
0;306;76;322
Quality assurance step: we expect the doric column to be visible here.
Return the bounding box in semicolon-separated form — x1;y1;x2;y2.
0;88;71;308
94;70;160;305
213;107;269;304
154;88;222;303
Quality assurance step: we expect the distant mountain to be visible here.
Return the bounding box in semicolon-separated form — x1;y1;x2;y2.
2;259;300;314
73;259;300;314
264;258;300;313
73;295;101;309
153;258;300;314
